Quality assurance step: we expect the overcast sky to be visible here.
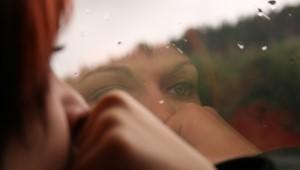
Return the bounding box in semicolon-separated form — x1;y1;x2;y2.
51;0;300;77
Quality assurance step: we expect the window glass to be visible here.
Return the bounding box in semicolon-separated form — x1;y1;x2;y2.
53;0;300;158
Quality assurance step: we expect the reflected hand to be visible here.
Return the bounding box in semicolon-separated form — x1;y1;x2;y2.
71;91;215;170
166;103;259;163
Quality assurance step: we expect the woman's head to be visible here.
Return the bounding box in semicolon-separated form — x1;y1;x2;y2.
1;0;67;143
68;44;259;163
1;0;89;169
71;44;200;121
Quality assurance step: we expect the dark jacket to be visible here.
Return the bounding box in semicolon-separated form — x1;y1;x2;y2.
217;148;300;170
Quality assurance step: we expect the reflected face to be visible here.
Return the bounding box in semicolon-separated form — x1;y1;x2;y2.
72;45;258;163
78;46;200;122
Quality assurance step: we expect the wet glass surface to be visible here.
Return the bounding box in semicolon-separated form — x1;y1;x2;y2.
53;0;300;154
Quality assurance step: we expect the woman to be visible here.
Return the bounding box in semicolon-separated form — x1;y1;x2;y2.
0;0;216;170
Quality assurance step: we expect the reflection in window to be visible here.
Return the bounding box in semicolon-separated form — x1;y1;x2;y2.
65;3;300;153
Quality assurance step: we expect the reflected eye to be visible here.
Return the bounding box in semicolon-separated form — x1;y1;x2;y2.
167;81;196;99
87;85;126;102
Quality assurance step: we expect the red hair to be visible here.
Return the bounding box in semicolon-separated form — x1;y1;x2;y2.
0;0;69;156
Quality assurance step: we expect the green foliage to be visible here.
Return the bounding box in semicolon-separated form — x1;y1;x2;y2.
173;5;300;126
198;5;300;54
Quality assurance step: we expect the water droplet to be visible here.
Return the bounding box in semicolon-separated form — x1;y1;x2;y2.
237;43;245;50
264;15;271;20
117;41;122;45
268;0;276;5
257;9;264;17
257;8;271;20
159;100;165;104
176;47;184;54
73;72;79;77
288;13;292;17
261;45;268;51
183;39;188;43
268;0;276;10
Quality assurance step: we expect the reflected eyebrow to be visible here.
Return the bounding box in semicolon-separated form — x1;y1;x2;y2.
80;65;133;82
169;61;195;75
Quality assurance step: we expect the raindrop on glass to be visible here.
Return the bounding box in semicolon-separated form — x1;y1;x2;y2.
237;43;245;50
183;39;188;43
268;0;276;5
257;8;271;20
159;100;165;104
176;47;184;54
261;45;268;51
268;0;276;11
73;72;79;77
264;14;271;20
257;8;263;16
288;13;292;17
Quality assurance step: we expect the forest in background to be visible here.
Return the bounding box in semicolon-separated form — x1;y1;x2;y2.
174;4;300;123
171;4;300;149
